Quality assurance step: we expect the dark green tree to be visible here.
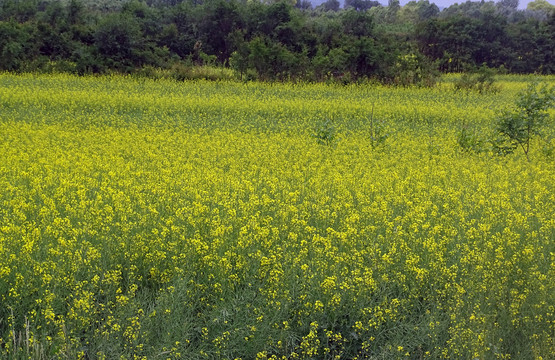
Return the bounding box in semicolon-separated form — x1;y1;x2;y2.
228;29;250;79
342;8;374;37
386;0;400;22
498;0;519;10
0;0;39;22
417;0;439;20
319;0;340;12
198;0;243;63
345;0;381;12
94;14;144;71
67;0;85;26
0;20;34;71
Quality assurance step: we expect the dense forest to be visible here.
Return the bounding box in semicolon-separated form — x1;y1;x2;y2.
0;0;554;83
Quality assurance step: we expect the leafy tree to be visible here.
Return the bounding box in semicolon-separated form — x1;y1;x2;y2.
343;36;390;79
495;82;555;160
415;16;477;72
527;0;555;15
67;0;85;26
496;0;519;18
309;11;343;47
0;20;34;71
247;35;305;81
40;0;66;28
386;0;400;22
37;21;74;60
0;0;552;82
454;64;499;93
311;45;330;80
497;0;519;10
122;0;162;40
345;0;381;12
417;0;439;20
263;1;292;35
296;0;313;10
473;11;509;67
228;30;250;79
0;0;39;22
542;12;555;73
197;0;243;63
165;1;196;59
310;44;350;80
94;13;144;71
440;0;487;19
319;0;340;12
342;8;374;37
505;19;543;73
248;36;275;80
398;1;421;23
393;51;438;87
327;46;349;76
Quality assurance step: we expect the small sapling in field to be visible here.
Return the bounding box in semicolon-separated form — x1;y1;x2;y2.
312;119;337;147
494;82;555;161
456;122;485;154
369;105;388;149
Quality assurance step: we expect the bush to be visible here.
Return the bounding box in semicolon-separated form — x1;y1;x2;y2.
392;52;439;87
169;63;237;82
456;123;485;154
312;119;337;147
494;82;555;160
454;64;500;93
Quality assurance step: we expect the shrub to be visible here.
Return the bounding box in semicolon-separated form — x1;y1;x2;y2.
392;52;439;88
312;119;336;146
494;82;555;160
369;106;389;149
169;62;237;81
454;64;499;94
456;123;484;154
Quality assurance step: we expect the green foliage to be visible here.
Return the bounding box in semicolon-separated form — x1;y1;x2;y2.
0;0;553;80
392;52;438;87
134;63;237;82
456;123;485;154
454;64;500;93
311;45;351;82
539;137;555;159
527;0;555;14
312;119;336;146
369;106;389;149
490;135;518;156
494;82;555;160
0;20;34;71
228;30;250;80
318;0;341;12
94;13;144;71
247;36;302;81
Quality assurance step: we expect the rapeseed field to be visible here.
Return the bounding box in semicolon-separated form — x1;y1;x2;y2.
0;73;554;359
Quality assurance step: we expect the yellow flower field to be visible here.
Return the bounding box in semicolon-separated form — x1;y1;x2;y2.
0;73;554;359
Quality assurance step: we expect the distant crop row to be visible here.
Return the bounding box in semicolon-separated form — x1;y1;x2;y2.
0;73;554;359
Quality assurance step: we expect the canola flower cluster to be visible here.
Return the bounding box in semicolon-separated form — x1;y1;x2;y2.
0;73;554;359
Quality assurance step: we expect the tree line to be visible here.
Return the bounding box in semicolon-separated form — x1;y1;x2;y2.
1;0;554;84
